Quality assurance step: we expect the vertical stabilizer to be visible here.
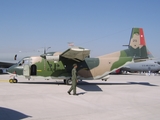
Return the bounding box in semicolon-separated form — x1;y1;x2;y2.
129;28;148;59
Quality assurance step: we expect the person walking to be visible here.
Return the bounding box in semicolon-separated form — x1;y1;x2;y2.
68;63;78;95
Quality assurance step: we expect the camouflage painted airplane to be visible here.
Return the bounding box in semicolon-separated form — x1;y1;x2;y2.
7;28;148;84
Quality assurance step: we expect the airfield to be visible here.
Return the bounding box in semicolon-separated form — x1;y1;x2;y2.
0;74;160;120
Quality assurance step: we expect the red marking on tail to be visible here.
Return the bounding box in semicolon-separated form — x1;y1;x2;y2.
139;28;146;45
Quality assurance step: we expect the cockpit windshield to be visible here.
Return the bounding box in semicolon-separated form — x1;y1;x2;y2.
154;61;160;65
18;57;31;66
157;62;160;65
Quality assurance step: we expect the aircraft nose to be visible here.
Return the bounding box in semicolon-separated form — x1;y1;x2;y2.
7;65;16;74
7;64;23;75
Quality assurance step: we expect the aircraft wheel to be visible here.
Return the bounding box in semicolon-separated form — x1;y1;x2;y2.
9;79;13;83
13;79;18;83
66;79;72;85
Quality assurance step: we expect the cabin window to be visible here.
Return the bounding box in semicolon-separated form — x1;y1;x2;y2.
18;58;31;66
154;62;160;65
18;60;24;66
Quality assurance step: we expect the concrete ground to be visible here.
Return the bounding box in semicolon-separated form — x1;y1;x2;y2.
0;74;160;120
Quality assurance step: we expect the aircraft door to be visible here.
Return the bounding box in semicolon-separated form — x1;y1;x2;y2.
23;64;30;77
22;58;32;77
31;65;37;75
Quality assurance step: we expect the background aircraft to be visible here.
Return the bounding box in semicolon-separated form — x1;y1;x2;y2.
112;49;160;74
113;59;160;74
0;52;17;74
7;28;149;84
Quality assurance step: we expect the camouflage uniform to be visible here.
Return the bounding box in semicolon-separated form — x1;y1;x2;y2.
68;66;77;95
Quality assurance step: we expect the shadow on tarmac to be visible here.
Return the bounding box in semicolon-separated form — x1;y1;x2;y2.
76;92;87;95
77;84;102;91
16;81;158;92
78;81;158;86
127;82;158;86
0;107;31;120
17;81;103;91
77;81;158;91
17;81;158;86
17;81;65;85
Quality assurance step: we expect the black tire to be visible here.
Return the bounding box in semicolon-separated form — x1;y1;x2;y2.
13;79;18;83
66;79;72;85
9;79;13;83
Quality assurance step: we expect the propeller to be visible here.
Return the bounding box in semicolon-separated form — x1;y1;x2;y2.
40;47;51;59
39;47;51;71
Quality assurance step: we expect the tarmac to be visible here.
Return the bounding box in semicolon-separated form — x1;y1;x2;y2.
0;74;160;120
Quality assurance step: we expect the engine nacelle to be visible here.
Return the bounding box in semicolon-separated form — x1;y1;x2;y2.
46;55;59;61
41;52;62;61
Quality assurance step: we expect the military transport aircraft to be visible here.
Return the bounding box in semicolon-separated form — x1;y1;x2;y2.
113;59;160;74
7;28;149;84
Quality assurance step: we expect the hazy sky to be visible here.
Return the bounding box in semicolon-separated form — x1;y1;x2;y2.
1;0;160;58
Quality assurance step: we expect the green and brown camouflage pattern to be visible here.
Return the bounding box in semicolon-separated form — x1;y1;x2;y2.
8;28;148;80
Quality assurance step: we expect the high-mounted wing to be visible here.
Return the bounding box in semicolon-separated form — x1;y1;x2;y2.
60;47;90;61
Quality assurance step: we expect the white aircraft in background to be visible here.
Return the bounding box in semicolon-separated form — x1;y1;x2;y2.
112;49;160;75
114;59;160;74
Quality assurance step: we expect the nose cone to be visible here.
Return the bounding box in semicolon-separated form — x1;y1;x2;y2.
7;64;23;75
7;65;17;74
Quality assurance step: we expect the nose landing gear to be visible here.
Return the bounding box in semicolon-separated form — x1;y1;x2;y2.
9;79;18;83
9;74;18;83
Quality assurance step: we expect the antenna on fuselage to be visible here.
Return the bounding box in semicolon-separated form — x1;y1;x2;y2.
68;42;74;48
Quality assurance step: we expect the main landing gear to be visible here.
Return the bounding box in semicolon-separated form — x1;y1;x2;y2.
63;79;72;85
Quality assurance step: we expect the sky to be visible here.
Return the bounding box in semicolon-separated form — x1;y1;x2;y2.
0;0;160;58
